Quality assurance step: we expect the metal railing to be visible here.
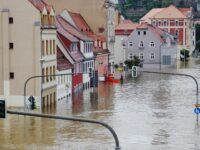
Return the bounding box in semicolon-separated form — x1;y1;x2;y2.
7;110;121;150
23;73;121;149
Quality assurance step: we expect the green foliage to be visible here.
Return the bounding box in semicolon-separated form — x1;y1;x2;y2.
124;55;141;69
196;24;200;42
180;49;190;61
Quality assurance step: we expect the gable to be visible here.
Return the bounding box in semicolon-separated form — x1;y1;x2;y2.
153;5;186;19
60;10;77;28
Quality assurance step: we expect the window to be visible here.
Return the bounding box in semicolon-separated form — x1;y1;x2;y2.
128;53;133;59
46;40;48;55
150;53;155;60
50;66;52;81
42;40;45;56
139;41;144;48
42;68;45;83
175;20;179;26
175;29;179;37
53;40;56;54
46;67;49;82
9;17;13;24
53;66;56;80
163;20;168;26
129;42;133;47
138;31;140;35
158;21;162;26
50;40;52;55
139;53;144;60
162;55;171;65
9;43;14;49
150;42;155;48
144;31;146;35
10;72;14;79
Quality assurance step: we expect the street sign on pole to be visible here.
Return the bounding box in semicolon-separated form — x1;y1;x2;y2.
132;66;137;77
194;108;200;114
0;100;6;118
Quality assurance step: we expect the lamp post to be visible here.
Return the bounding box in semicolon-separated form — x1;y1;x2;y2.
40;59;45;112
159;43;164;71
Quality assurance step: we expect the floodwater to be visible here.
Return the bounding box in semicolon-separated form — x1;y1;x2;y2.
1;60;200;150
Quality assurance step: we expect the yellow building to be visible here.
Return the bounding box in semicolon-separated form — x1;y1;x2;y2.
0;0;57;107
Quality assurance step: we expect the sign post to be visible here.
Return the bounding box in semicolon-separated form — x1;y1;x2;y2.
0;100;6;118
132;66;138;77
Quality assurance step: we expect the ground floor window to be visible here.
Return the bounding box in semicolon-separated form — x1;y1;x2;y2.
162;55;171;65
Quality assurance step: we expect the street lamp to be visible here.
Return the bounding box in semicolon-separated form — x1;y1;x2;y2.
159;43;165;71
40;58;45;111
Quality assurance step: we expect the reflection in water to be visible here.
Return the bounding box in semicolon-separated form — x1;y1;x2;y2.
1;64;200;149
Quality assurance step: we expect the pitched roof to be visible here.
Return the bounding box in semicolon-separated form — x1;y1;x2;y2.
68;11;93;34
140;5;191;22
136;23;175;43
56;19;79;42
57;33;84;62
67;11;107;42
28;0;54;13
57;47;73;71
153;5;187;19
115;20;139;30
140;8;163;23
56;15;93;42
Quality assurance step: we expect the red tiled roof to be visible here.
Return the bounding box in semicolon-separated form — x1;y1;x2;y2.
57;47;73;71
115;20;139;30
115;20;139;35
57;34;84;62
29;0;53;13
68;11;93;33
56;19;79;42
56;15;93;42
179;8;191;16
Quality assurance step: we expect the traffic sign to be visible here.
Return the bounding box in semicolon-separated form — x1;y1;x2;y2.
0;100;6;118
194;108;200;114
195;104;200;108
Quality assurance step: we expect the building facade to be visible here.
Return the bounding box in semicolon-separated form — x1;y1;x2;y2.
57;48;73;101
46;0;120;73
114;20;139;65
140;5;195;54
0;0;57;107
126;24;177;69
56;17;84;93
59;11;95;89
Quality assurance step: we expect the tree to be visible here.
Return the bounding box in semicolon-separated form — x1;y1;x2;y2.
180;49;190;61
162;0;174;7
124;55;141;69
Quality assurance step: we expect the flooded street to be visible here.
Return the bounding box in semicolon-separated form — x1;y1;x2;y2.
1;60;200;150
